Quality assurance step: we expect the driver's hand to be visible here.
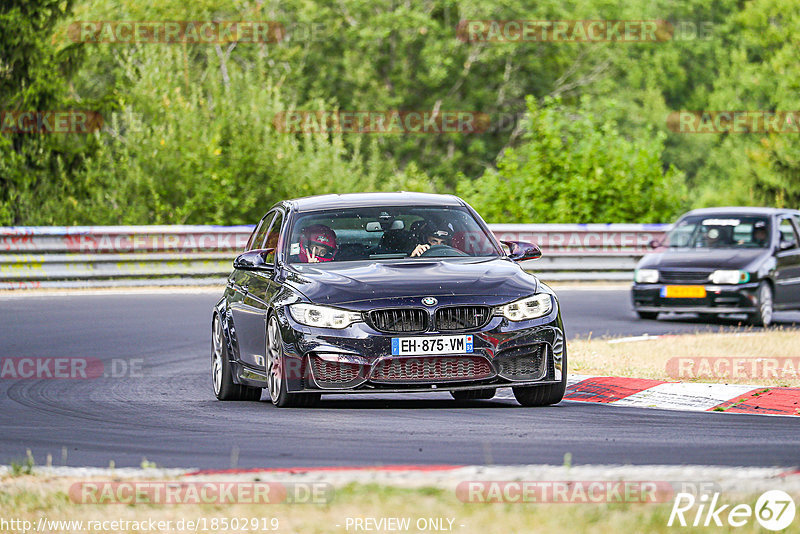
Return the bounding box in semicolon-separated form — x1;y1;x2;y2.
307;250;319;263
410;244;430;257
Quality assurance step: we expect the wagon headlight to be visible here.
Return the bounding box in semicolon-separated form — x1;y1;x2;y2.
494;294;552;321
289;303;362;328
634;269;659;284
710;270;750;285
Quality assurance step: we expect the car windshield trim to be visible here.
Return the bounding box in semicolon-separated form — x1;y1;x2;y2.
666;215;771;249
284;205;502;263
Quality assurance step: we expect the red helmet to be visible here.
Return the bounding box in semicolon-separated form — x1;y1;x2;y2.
302;224;337;251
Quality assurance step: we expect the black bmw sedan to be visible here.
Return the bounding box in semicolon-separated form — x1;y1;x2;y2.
632;207;800;326
211;192;566;407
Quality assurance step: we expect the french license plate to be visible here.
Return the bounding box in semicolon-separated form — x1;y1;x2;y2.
660;285;707;298
391;335;474;356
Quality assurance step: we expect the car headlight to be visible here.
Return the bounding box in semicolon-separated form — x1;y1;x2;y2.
289;303;362;329
494;294;553;321
634;269;659;284
709;270;750;285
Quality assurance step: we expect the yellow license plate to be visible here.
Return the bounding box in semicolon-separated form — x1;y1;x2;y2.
661;285;707;298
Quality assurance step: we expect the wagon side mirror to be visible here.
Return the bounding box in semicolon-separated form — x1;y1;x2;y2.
779;239;796;251
502;241;542;262
234;248;275;271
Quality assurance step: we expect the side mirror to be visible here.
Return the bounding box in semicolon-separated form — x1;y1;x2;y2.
233;248;275;270
779;240;796;251
648;239;661;249
502;240;542;262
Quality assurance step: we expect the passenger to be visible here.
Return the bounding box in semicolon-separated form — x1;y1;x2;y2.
410;222;453;257
299;224;337;263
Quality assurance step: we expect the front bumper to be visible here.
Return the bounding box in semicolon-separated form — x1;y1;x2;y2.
244;309;565;393
631;282;760;314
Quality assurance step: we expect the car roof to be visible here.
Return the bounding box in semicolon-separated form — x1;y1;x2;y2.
680;207;800;218
287;192;465;212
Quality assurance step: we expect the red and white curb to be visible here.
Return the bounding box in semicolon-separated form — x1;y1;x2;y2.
561;374;800;416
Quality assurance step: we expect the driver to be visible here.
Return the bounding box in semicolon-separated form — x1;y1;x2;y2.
410;222;453;257
752;221;768;246
298;224;337;263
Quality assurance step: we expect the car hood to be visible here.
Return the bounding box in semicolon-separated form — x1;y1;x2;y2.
283;258;539;305
638;248;767;270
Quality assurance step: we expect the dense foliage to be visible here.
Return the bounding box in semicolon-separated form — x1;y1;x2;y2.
1;0;797;225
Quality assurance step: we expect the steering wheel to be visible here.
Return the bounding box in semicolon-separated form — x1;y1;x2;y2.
418;244;468;257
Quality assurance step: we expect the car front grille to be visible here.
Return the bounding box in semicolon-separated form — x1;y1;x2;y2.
309;355;365;388
368;308;428;333
435;306;491;331
495;344;547;381
659;270;711;283
370;356;493;382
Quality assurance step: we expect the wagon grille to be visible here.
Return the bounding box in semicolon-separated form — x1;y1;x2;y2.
658;270;711;283
368;308;427;333
370;356;493;383
435;306;491;331
495;344;547;381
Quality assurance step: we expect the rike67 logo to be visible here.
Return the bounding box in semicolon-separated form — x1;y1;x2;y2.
668;490;796;531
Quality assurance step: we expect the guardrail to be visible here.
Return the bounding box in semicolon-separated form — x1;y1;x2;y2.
0;224;668;289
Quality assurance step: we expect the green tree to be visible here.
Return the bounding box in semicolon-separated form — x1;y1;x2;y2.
457;96;686;222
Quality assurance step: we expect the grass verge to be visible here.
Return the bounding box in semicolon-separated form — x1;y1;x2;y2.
0;476;793;534
569;330;800;386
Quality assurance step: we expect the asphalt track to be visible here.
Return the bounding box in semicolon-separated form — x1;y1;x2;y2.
1;288;798;469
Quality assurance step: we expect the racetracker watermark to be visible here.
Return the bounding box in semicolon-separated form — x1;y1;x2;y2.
63;232;249;253
272;111;490;134
68;21;284;43
0;111;103;134
455;481;678;503
0;357;143;379
69;481;332;504
457;20;678;42
667;357;800;381
667;111;800;134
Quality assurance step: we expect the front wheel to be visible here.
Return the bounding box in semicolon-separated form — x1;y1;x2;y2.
266;316;320;407
212;314;262;401
512;351;567;407
748;282;774;327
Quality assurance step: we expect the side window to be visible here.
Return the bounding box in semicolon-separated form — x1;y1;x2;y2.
263;211;284;263
779;218;798;249
248;212;275;251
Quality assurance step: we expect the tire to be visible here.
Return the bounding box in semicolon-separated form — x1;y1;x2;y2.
266;315;321;408
212;314;262;401
450;388;496;401
636;310;659;320
512;351;567;407
748;281;774;327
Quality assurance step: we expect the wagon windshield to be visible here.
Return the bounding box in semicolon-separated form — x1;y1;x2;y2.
666;215;771;249
286;206;501;263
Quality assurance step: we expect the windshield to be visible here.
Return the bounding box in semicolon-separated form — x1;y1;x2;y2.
286;206;501;263
667;215;770;249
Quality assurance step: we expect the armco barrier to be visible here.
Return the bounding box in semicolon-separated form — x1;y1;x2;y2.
0;224;668;288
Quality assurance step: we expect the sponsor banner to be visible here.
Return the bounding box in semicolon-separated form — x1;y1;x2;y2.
68;21;284;43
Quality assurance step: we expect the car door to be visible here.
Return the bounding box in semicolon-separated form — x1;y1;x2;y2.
230;211;277;368
773;215;800;307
